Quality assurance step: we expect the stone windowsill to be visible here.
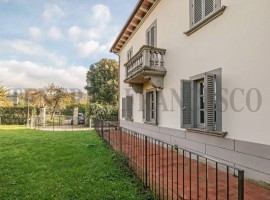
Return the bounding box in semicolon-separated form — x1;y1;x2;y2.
184;6;227;36
143;121;158;126
187;128;227;138
125;118;134;122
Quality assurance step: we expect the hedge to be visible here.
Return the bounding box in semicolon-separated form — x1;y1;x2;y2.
0;106;37;125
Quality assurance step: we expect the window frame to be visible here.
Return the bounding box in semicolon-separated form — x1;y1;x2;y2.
146;20;157;47
196;79;205;128
181;68;222;132
143;89;158;124
122;95;133;120
122;97;127;119
185;1;226;36
127;47;133;61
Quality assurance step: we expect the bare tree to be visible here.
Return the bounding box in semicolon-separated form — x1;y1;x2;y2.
33;84;74;118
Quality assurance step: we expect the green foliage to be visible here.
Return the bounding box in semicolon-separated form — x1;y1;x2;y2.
62;103;118;121
85;103;118;121
62;103;88;116
0;130;155;200
0;84;11;107
0;107;36;125
85;58;119;105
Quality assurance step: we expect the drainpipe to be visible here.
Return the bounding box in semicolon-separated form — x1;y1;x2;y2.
112;50;121;124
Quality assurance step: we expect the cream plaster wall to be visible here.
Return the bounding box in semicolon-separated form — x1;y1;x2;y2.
118;0;270;145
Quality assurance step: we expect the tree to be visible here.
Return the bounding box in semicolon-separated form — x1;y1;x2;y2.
85;59;119;105
0;84;11;107
33;83;74;118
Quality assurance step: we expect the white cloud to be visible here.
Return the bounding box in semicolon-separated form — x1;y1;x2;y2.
28;26;43;40
43;4;64;21
75;40;101;58
85;28;101;40
48;26;62;40
68;26;82;42
91;4;111;25
0;60;87;90
0;39;67;67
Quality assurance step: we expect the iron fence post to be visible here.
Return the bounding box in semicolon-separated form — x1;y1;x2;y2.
101;120;104;138
120;127;122;153
53;116;55;131
109;122;111;145
238;170;244;200
145;136;148;188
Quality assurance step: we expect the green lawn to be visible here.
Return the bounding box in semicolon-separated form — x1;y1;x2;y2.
0;128;154;200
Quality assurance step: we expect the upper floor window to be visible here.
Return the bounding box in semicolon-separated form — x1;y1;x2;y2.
127;47;133;61
190;0;221;27
146;20;157;47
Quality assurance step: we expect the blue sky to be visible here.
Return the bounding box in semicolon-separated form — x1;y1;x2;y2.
0;0;137;90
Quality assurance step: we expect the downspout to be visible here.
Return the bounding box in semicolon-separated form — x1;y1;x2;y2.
112;51;120;124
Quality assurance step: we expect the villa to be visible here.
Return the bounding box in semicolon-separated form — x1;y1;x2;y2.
111;0;270;184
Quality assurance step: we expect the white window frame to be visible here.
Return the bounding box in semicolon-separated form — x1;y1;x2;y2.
127;47;133;61
122;95;133;120
197;79;205;128
146;20;157;47
143;89;157;124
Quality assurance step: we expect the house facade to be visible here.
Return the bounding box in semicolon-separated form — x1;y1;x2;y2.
111;0;270;183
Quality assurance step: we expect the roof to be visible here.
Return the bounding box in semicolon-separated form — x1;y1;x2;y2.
110;0;158;53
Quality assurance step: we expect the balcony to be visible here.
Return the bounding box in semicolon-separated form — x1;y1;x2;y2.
124;45;166;93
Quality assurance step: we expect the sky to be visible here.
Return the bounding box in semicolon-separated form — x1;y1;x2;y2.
0;0;138;91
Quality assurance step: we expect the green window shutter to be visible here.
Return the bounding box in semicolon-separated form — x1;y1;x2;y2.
122;98;127;118
126;96;133;120
181;80;194;128
204;73;215;131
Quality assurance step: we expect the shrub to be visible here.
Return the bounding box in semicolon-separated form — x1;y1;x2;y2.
0;106;37;125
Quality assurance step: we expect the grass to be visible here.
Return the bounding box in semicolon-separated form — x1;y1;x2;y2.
0;129;155;200
0;125;28;130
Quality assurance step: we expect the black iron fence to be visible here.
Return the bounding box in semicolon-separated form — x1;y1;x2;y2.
32;115;91;131
93;119;244;200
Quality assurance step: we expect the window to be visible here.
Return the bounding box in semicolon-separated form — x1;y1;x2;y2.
143;90;157;124
127;47;133;61
190;0;221;27
146;20;157;47
122;95;133;120
122;98;127;118
181;69;221;132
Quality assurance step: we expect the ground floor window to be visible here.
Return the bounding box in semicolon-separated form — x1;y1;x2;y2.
181;68;221;132
143;89;157;124
122;95;133;120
